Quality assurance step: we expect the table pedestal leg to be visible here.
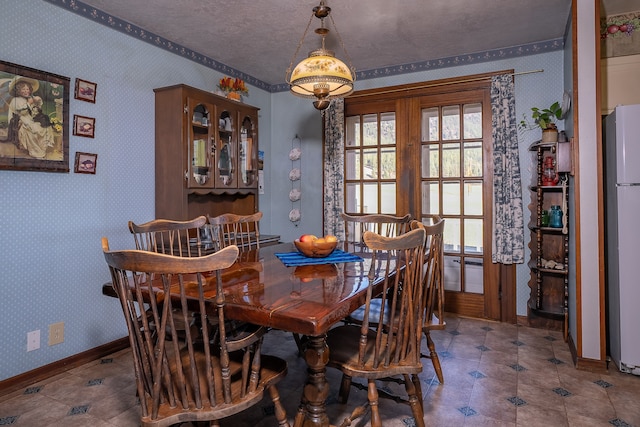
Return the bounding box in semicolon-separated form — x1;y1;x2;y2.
294;334;331;427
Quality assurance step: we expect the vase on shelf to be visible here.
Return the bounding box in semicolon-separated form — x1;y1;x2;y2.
227;91;242;102
541;128;558;143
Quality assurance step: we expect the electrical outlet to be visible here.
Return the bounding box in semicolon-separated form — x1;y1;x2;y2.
27;330;40;352
48;322;64;346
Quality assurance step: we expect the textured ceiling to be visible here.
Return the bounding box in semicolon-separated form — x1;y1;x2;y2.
69;0;638;87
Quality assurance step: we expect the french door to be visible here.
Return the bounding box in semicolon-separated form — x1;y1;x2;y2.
343;74;510;320
414;92;499;319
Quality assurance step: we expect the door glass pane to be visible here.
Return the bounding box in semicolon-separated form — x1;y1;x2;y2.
346;183;360;212
363;148;378;179
465;258;484;293
442;105;460;140
464;218;483;254
463;141;482;177
362;183;378;213
442;143;460;178
345;116;360;147
445;218;461;253
442;181;460;215
421;107;439;142
463;103;482;139
444;255;461;291
363;114;378;146
464;181;483;215
422;181;439;214
422;144;439;178
380;182;396;214
380;147;396;179
380;112;396;145
345;150;360;180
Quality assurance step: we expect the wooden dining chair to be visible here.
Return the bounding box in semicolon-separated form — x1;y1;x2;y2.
207;212;262;251
128;216;211;342
102;239;290;427
291;212;411;356
411;217;446;384
325;227;426;427
128;215;211;257
341;213;412;248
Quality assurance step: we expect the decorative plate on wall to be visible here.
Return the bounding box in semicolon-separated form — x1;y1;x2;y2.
289;147;301;161
289;188;301;201
560;90;571;119
289;168;301;181
289;208;301;222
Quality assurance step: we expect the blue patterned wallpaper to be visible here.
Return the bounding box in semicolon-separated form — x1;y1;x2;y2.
0;0;273;381
1;0;565;381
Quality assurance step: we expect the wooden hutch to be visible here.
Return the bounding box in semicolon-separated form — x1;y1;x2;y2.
154;84;259;221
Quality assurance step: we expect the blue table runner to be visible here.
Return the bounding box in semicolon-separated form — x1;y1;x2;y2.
275;249;364;267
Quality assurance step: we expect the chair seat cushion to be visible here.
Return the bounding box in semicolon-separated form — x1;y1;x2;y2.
349;299;446;331
347;298;390;326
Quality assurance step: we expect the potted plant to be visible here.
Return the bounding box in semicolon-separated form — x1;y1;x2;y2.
519;101;562;142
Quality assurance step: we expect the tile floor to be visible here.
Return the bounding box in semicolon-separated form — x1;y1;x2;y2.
1;315;639;426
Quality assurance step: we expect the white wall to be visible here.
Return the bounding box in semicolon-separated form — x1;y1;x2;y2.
575;0;604;361
601;54;640;114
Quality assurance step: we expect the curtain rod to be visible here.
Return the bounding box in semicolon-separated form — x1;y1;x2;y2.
347;69;544;98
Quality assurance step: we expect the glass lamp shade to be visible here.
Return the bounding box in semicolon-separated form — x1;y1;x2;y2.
289;48;354;99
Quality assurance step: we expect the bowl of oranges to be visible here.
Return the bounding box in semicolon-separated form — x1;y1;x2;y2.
294;234;338;258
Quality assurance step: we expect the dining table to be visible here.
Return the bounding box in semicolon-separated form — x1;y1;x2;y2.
102;241;389;427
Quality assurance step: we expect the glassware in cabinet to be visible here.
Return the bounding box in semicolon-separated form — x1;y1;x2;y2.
188;100;214;188
239;115;257;188
216;109;236;188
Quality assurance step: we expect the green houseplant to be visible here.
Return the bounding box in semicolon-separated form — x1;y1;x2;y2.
520;101;562;142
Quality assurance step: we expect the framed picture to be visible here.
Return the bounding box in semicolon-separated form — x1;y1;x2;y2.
73;115;95;138
0;60;70;173
74;152;97;174
74;78;97;103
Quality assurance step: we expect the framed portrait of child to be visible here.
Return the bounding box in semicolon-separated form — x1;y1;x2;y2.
0;60;70;173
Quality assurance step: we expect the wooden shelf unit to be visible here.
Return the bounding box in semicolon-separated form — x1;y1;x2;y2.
527;141;569;340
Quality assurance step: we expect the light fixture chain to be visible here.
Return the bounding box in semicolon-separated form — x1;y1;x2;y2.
329;14;356;82
286;11;316;82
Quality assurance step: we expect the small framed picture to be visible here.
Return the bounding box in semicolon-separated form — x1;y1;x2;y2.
73;115;95;138
74;152;97;174
74;78;96;103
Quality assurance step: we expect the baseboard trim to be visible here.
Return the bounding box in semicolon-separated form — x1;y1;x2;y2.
567;331;608;373
516;315;530;326
575;357;608;372
0;337;129;396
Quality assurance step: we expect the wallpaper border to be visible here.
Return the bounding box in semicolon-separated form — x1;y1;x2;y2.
45;0;564;93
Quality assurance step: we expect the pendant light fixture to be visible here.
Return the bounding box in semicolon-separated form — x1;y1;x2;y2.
285;0;355;110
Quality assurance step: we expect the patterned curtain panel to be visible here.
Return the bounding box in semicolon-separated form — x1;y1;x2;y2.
323;99;346;240
491;75;524;264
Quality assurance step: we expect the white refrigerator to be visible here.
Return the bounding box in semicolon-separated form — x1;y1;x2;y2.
605;104;640;375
